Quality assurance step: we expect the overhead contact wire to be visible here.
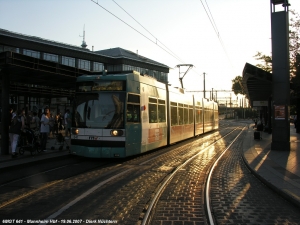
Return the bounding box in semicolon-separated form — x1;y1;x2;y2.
111;0;185;64
91;0;185;64
199;0;235;69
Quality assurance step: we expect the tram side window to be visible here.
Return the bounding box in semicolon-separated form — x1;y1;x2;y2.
196;107;203;123
158;99;166;122
158;105;166;122
127;94;140;123
171;106;178;126
148;97;164;123
196;107;200;123
205;108;209;122
184;107;188;124
210;109;214;121
149;103;157;123
178;107;183;125
188;107;193;124
127;104;140;123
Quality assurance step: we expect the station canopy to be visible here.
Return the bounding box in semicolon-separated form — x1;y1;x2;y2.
241;63;272;107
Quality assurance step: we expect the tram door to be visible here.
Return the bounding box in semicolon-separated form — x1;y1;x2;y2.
126;93;142;156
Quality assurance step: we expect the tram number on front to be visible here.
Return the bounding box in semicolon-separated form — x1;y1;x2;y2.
89;136;99;140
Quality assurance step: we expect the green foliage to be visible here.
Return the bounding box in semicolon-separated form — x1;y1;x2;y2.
253;52;272;73
289;10;300;78
253;10;300;78
231;76;244;95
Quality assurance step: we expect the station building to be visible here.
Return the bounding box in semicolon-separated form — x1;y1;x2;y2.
0;28;169;113
0;28;170;154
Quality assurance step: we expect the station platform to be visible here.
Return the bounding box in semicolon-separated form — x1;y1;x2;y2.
242;123;300;207
0;135;71;170
0;124;300;208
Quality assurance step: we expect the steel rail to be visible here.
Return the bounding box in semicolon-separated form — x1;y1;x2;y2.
142;126;241;225
205;126;246;225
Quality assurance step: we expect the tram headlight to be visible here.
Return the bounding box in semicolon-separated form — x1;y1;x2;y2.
110;129;124;136
72;128;79;135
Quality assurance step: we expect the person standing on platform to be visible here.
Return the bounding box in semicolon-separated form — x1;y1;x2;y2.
30;112;40;131
9;109;25;158
66;111;72;138
49;113;55;138
54;113;59;135
9;108;14;127
64;109;70;137
40;106;50;151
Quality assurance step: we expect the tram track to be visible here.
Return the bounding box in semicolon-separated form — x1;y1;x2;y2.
0;122;244;224
141;126;245;225
204;127;245;225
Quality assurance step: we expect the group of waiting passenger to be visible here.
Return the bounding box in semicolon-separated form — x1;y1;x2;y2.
9;107;71;158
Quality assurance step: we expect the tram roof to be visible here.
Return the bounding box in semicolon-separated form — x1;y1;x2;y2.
241;63;272;107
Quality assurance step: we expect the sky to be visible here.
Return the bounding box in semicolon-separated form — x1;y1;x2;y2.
0;0;299;105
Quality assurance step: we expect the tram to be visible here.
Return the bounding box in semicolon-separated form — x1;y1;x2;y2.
70;71;218;158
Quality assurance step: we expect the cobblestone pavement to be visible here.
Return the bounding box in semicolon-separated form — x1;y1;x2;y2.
149;127;243;225
150;156;209;225
0;122;246;225
210;131;300;225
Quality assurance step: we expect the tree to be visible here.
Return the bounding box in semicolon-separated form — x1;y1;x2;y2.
253;52;272;73
253;10;299;78
231;76;244;95
289;10;300;78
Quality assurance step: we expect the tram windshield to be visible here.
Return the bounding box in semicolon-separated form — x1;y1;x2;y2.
73;92;125;129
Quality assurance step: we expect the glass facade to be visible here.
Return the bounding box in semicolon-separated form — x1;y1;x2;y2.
23;49;40;58
93;62;104;72
0;45;19;53
44;53;58;62
62;56;75;67
78;59;90;71
2;45;168;82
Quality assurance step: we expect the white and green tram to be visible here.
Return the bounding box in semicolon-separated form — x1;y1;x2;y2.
71;71;218;158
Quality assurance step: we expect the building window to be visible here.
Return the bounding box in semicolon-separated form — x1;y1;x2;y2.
23;49;40;58
62;56;75;67
108;64;123;72
160;72;168;82
114;64;122;71
148;70;153;77
78;59;90;71
1;45;19;53
44;53;58;62
93;62;104;72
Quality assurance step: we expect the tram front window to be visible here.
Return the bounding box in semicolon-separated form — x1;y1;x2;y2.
74;92;125;129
